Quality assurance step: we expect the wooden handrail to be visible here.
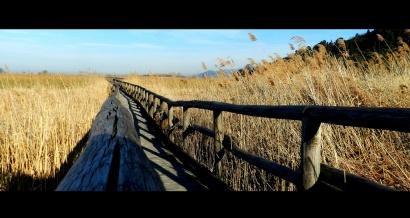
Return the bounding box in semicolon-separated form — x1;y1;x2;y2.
114;78;409;191
116;80;410;133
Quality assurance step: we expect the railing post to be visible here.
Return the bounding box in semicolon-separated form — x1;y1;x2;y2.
149;96;153;117
159;101;168;130
183;107;190;130
141;90;145;107
150;97;158;118
168;105;173;128
148;94;154;114
168;105;174;142
182;107;190;147
138;88;142;102
144;92;149;111
146;92;149;111
213;110;224;177
300;115;322;191
133;86;137;99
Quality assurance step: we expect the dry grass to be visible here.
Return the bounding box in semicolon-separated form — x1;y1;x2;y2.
125;55;410;191
0;73;109;191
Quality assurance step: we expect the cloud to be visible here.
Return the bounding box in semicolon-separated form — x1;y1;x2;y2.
79;42;162;49
130;43;163;49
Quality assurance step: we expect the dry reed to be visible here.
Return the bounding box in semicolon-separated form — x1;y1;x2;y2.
0;73;109;191
125;54;410;191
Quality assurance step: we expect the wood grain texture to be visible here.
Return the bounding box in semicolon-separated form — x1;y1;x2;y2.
56;91;120;191
213;110;223;176
114;79;405;191
57;86;164;191
114;91;164;191
122;92;209;191
300;118;322;190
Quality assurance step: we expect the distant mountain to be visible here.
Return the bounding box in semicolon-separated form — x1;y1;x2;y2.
197;69;237;77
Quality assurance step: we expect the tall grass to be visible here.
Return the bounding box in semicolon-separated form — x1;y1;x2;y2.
0;73;109;191
125;55;410;191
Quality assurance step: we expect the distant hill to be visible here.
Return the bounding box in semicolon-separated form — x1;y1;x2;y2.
197;69;237;77
291;29;410;63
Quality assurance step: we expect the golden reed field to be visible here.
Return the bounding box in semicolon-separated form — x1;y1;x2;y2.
0;39;409;191
0;74;109;191
125;55;410;191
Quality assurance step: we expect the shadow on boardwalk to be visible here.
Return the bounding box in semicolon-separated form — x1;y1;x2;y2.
123;93;208;191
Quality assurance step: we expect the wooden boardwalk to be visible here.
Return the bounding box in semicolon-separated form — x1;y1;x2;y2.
124;93;207;191
56;79;408;191
56;86;210;191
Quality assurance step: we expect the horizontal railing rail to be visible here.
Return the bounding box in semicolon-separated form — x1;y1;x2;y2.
113;78;408;191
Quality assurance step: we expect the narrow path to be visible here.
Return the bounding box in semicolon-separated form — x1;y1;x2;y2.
122;92;208;191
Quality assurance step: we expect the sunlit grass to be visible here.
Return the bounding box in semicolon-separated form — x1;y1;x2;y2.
125;55;410;191
0;74;109;191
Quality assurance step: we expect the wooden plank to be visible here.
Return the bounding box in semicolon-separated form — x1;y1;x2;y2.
317;164;396;191
181;123;300;184
114;91;164;191
159;101;169;130
145;92;149;111
118;80;173;104
305;106;410;133
182;107;190;148
57;86;164;191
137;88;142;102
148;94;154;116
149;97;158;118
168;106;173;128
213;110;223;176
182;107;190;131
56;92;120;191
222;135;299;185
124;94;230;191
115;79;405;191
185;124;214;138
127;101;207;191
300;117;322;190
116;80;410;133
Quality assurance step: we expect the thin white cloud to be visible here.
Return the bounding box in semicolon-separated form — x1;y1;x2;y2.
78;42;162;49
130;43;163;49
124;30;247;47
79;42;122;47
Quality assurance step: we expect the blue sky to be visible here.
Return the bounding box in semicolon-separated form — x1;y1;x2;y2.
0;29;369;75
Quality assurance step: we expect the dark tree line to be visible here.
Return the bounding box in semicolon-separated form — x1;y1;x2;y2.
295;29;410;62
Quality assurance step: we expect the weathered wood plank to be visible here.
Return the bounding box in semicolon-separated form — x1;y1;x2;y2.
300;117;322;190
213;110;223;176
114;91;164;191
222;135;300;185
114;79;406;191
317;164;396;191
184;124;214;138
56;93;120;191
168;106;174;128
182;108;190;131
57;86;164;191
115;80;410;133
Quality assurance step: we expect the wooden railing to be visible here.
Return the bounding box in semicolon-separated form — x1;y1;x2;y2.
114;79;410;191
